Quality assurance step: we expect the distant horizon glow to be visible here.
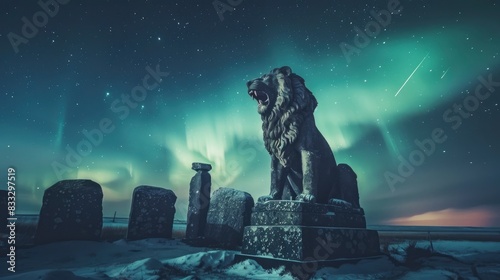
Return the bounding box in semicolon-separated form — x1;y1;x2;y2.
385;207;496;227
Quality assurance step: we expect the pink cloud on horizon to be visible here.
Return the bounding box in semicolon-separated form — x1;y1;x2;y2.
385;207;496;227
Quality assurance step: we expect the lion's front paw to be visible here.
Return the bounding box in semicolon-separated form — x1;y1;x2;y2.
296;193;316;203
258;195;274;203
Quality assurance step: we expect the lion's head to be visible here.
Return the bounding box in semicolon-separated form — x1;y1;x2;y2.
246;66;318;167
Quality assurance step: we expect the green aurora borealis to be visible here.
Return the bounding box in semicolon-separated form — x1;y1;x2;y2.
1;1;499;226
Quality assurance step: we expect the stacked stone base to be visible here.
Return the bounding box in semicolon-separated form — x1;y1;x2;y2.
239;200;381;275
242;226;379;261
250;199;367;228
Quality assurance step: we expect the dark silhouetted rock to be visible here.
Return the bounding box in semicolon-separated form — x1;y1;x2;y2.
127;185;177;240
337;163;360;208
191;162;212;172
0;190;7;234
205;187;254;248
185;162;212;240
35;180;103;245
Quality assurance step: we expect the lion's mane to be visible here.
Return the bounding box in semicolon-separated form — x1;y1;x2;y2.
261;74;318;167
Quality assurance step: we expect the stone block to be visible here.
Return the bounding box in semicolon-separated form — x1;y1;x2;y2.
35;180;103;244
251;201;365;228
127;185;177;240
241;226;380;261
192;162;212;171
205;188;254;248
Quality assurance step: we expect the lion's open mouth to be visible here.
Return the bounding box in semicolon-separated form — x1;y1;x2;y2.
248;90;269;106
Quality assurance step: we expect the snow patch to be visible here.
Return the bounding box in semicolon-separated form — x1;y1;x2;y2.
225;259;293;279
164;250;235;271
107;258;163;280
3;238;499;279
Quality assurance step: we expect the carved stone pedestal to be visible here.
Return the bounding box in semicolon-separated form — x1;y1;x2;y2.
237;201;381;277
250;200;367;228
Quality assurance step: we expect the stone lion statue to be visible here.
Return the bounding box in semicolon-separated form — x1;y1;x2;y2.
246;66;360;207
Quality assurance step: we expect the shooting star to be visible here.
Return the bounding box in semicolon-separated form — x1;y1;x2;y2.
395;52;430;97
441;67;450;79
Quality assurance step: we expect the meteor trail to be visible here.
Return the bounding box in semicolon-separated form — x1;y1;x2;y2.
395;52;430;97
441;67;450;79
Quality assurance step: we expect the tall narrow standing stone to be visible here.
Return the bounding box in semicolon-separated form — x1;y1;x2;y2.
185;162;212;240
126;185;177;241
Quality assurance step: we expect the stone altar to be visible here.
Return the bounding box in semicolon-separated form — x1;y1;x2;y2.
238;200;381;278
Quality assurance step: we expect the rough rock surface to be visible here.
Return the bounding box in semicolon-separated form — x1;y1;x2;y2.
241;226;380;261
185;163;212;240
127;185;177;240
205;188;254;248
251;200;366;228
35;180;103;244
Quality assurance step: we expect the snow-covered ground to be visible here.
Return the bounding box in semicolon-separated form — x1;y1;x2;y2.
2;238;499;279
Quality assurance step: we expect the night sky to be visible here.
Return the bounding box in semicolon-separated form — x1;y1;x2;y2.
1;1;499;226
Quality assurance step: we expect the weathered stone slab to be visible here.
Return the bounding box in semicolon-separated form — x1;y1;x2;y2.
127;185;177;241
35;180;103;244
185;163;212;240
241;226;380;261
205;188;254;248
